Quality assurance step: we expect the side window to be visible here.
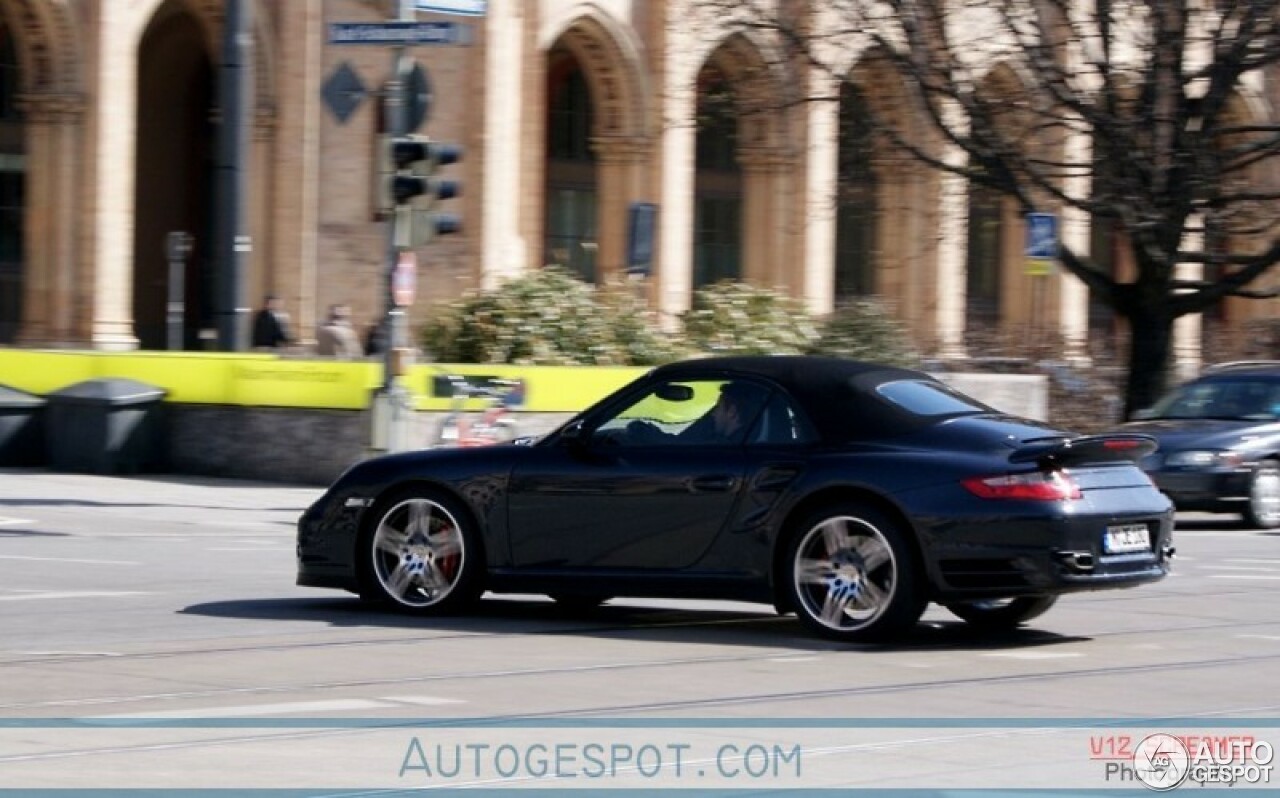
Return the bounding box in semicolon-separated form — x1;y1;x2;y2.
592;379;769;446
747;394;815;445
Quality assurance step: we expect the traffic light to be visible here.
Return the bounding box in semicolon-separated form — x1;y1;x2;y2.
380;134;463;247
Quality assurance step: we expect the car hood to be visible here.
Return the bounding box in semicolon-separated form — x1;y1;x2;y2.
1119;418;1277;452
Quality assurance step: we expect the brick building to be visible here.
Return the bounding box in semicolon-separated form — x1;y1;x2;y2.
0;0;1276;363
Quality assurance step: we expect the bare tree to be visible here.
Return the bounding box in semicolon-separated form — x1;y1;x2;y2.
712;0;1280;416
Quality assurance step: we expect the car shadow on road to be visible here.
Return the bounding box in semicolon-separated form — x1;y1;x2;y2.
181;595;1088;654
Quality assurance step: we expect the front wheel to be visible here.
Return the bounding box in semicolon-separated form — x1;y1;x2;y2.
945;595;1058;630
359;488;485;613
782;503;925;643
1242;460;1280;530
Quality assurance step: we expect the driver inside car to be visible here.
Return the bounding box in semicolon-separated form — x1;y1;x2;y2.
627;381;765;445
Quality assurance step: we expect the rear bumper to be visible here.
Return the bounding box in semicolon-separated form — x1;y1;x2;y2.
920;504;1175;602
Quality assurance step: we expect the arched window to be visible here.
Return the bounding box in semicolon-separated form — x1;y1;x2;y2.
0;24;19;121
545;52;597;283
693;65;741;290
965;180;1003;334
835;83;878;300
0;22;24;344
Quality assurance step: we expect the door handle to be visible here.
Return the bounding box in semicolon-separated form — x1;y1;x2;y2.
689;475;738;493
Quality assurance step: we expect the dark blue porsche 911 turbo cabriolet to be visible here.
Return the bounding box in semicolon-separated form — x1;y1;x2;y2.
298;356;1174;642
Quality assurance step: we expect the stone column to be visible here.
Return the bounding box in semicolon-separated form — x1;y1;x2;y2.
592;135;650;280
14;95;53;345
87;1;139;349
657;80;695;325
269;0;319;341
481;0;527;289
935;147;969;358
17;93;84;347
739;147;790;289
1059;122;1092;362
1174;220;1203;380
802;84;838;316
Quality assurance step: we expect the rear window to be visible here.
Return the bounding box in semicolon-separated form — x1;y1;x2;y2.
875;380;987;417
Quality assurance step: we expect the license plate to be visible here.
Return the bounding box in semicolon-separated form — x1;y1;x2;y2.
1104;524;1151;554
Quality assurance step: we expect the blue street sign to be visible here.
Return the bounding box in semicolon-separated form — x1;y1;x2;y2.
1025;212;1058;259
415;0;487;15
328;21;473;46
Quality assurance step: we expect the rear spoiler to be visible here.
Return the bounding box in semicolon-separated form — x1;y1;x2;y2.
1009;434;1158;467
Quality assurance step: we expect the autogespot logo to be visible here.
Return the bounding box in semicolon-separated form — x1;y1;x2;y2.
1133;733;1191;791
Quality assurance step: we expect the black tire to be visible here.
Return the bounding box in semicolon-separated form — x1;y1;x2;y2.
945;595;1059;630
781;502;925;643
358;487;485;613
1242;460;1280;530
548;594;611;611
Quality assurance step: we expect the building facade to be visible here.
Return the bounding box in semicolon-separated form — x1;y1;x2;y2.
0;0;1276;363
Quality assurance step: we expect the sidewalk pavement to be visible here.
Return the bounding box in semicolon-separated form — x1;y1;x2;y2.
0;467;323;518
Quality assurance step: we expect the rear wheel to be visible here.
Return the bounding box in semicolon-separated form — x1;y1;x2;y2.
945;595;1058;630
1242;460;1280;530
359;488;484;613
782;503;925;643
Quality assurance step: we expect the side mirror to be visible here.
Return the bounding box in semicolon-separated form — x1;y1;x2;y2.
558;419;587;446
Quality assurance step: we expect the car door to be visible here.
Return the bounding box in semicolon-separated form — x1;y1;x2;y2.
505;378;761;571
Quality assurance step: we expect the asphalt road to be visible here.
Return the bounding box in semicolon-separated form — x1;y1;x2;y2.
1;469;1278;793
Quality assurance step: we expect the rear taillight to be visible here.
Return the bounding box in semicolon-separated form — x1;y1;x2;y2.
962;470;1082;501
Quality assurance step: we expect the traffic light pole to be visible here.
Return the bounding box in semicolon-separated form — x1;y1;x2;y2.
214;0;253;351
371;0;413;452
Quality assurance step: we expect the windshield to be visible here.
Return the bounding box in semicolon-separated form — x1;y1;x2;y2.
1150;377;1280;421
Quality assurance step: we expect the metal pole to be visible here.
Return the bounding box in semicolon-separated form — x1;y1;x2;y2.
371;0;413;452
166;231;192;351
215;0;254;351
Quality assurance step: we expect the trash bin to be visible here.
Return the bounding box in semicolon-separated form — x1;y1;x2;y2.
0;384;46;466
45;379;168;474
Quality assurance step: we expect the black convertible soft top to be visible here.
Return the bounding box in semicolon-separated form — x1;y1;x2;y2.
649;355;983;442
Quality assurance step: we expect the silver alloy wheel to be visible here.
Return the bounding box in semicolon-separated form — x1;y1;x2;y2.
1248;463;1280;528
792;515;898;632
371;496;466;608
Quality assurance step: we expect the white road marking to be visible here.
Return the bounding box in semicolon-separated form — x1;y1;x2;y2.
97;695;464;719
0;555;139;565
1210;575;1280;580
980;651;1085;660
205;547;293;552
382;696;466;706
0;590;149;602
0;516;34;526
767;656;821;663
1202;565;1280;572
1237;635;1280;642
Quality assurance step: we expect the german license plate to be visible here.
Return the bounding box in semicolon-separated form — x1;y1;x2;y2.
1104;524;1151;554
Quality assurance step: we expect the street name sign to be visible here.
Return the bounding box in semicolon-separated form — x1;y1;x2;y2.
1024;212;1058;276
328;21;473;46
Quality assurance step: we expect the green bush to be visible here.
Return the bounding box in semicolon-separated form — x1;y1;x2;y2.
682;281;819;355
420;268;680;365
808;298;920;367
422;271;921;368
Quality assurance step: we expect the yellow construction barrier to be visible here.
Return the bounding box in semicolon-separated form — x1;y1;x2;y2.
0;349;646;412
